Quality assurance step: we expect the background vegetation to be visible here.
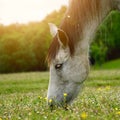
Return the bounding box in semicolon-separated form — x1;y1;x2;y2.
0;6;120;73
0;6;120;119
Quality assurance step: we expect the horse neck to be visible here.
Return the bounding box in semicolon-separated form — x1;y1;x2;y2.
75;0;112;56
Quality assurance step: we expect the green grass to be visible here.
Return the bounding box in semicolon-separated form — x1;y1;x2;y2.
0;70;120;120
93;59;120;69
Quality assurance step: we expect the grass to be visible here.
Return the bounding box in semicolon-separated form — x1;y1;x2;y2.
93;59;120;69
0;70;120;120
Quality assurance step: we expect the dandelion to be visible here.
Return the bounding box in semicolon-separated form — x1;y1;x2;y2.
63;93;67;97
0;118;2;120
44;116;47;119
105;86;111;90
116;111;120;115
18;117;21;120
115;107;118;111
49;99;53;111
44;97;47;101
28;112;32;116
38;96;42;99
49;99;52;103
80;112;88;119
36;111;39;114
97;87;102;91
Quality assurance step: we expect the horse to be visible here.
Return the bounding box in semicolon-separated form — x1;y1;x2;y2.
47;0;120;106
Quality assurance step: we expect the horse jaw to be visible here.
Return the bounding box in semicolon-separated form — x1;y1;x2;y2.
47;23;90;105
47;47;89;105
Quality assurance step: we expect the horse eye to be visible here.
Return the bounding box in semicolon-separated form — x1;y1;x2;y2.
55;64;63;70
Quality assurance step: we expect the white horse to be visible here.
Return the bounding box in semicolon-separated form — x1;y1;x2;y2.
47;0;120;106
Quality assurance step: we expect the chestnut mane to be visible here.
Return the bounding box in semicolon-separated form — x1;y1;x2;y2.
47;0;101;63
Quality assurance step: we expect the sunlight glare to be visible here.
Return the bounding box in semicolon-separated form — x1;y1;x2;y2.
0;0;68;25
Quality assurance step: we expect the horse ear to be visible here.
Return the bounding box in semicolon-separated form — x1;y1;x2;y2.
57;29;68;48
48;23;58;37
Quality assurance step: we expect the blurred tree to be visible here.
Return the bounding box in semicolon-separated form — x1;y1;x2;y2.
0;6;120;73
90;11;120;65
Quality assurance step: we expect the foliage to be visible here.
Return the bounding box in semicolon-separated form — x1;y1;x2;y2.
91;11;120;64
0;6;66;73
93;59;120;70
90;42;108;65
0;70;120;119
0;6;120;73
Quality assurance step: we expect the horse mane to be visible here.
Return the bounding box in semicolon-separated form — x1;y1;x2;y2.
47;0;101;63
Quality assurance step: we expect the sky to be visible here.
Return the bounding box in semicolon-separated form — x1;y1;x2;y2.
0;0;68;25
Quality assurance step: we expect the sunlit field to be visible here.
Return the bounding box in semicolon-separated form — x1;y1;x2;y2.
0;70;120;120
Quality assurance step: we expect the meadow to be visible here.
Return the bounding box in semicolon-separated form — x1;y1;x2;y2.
0;70;120;120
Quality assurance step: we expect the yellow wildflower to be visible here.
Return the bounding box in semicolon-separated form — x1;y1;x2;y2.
116;111;120;115
44;97;47;101
49;99;52;103
38;96;42;99
115;108;118;111
105;86;111;90
36;111;39;114
97;87;102;91
80;112;88;119
0;118;2;120
28;112;32;116
63;93;67;97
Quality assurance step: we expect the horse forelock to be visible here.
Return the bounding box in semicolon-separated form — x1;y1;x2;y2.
46;34;74;64
47;0;101;64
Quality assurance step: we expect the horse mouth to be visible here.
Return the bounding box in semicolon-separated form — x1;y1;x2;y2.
48;94;72;110
48;88;82;108
47;80;84;109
